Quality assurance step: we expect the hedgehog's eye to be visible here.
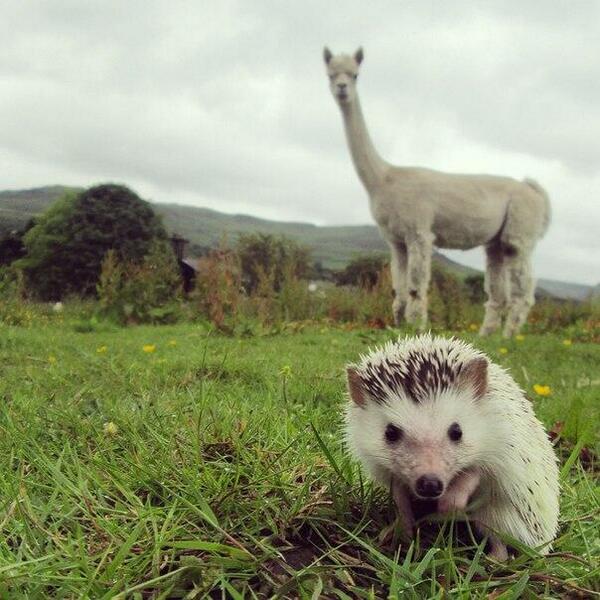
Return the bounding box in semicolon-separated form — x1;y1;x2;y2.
385;423;403;444
448;422;462;442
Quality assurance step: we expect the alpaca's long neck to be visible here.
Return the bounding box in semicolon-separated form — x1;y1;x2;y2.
340;96;387;192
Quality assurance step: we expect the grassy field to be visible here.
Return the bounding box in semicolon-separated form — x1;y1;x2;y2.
0;317;598;598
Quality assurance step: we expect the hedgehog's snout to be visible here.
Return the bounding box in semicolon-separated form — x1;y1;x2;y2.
415;474;444;499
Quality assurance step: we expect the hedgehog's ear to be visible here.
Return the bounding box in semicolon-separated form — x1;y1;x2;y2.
346;367;367;407
457;357;488;400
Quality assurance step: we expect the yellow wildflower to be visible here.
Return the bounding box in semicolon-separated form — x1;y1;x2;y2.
563;339;572;346
515;334;525;341
142;344;156;353
103;421;119;436
499;347;508;354
97;345;108;354
533;384;551;397
469;323;478;332
48;355;57;364
167;340;177;347
279;365;292;377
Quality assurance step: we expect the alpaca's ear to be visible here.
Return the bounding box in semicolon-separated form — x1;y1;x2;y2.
457;358;488;401
354;47;364;65
347;367;367;407
323;47;333;65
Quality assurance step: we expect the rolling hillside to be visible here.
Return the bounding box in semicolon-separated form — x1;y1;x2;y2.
0;186;78;233
1;185;594;300
0;187;388;269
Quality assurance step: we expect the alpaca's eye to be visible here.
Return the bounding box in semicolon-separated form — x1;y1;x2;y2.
448;422;462;442
352;74;358;80
385;424;403;444
329;75;335;81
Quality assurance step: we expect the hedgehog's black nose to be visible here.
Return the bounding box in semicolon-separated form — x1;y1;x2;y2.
416;475;444;498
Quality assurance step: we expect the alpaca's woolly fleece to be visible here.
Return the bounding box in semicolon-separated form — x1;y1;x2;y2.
345;334;560;554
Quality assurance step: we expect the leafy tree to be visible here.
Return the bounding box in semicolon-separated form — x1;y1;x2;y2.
0;219;35;267
335;254;387;289
236;233;310;293
17;184;168;300
311;260;335;282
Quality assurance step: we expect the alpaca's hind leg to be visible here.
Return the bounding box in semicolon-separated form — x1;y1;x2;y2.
503;250;535;338
405;233;433;328
388;242;408;326
480;243;507;336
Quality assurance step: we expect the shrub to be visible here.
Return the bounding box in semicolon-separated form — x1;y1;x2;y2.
334;254;387;289
528;299;600;340
192;247;242;330
18;184;167;300
97;242;182;324
0;267;31;326
277;260;320;322
428;265;469;330
237;233;310;294
0;220;34;267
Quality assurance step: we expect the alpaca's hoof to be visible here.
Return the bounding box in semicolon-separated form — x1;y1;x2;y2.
502;323;520;338
392;301;406;327
404;303;426;328
479;325;498;337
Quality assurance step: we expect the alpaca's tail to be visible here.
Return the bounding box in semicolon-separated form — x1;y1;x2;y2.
524;178;551;237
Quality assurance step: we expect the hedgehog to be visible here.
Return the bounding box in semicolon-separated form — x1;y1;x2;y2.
344;334;559;560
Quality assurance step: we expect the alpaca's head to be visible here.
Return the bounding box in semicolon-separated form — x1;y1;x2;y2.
323;47;363;105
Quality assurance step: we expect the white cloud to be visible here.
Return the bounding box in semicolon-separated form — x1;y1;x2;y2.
1;0;598;283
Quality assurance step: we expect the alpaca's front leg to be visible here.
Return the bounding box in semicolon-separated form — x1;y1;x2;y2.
438;469;481;513
388;242;407;326
405;233;433;328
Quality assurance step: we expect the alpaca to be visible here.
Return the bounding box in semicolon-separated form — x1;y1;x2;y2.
323;47;551;337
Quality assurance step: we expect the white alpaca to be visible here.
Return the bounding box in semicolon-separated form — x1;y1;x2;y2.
324;47;551;337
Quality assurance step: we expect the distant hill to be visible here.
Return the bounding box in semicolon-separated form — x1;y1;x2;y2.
0;185;594;300
0;186;79;234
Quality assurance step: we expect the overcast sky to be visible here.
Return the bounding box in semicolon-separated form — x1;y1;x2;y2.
1;1;599;284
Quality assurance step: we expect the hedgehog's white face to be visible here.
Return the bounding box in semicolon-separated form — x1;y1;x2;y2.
346;351;489;500
361;391;485;499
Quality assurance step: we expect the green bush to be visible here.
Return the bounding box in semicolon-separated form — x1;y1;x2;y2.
0;267;30;326
429;265;470;329
17;184;167;300
0;219;33;267
334;254;387;289
191;247;242;331
97;242;182;325
236;233;310;294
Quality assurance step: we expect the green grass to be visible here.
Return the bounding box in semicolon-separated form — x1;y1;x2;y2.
0;318;598;598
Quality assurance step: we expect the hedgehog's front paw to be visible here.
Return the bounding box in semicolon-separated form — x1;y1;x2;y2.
437;489;469;513
487;536;509;562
